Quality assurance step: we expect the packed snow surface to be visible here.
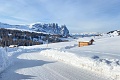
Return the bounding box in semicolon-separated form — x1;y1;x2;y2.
0;35;120;80
0;48;109;80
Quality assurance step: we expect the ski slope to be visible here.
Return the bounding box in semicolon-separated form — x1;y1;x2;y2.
0;50;109;80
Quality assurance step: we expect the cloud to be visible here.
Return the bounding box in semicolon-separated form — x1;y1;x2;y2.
0;0;120;32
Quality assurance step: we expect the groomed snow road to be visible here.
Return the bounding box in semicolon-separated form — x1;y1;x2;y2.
0;51;110;80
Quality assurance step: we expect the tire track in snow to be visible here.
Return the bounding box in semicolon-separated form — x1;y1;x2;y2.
43;67;69;80
44;61;110;80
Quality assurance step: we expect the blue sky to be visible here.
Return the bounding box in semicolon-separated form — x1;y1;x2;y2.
0;0;120;33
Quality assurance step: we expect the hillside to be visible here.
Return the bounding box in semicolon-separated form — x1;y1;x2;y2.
0;28;63;47
0;35;120;80
0;22;70;37
107;30;120;36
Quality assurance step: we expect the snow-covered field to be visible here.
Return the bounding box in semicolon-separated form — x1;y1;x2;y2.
39;36;120;80
0;35;120;80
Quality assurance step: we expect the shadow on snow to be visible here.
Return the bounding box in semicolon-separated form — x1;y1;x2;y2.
0;47;55;80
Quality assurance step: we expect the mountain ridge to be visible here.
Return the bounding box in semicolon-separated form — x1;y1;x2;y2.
0;22;69;37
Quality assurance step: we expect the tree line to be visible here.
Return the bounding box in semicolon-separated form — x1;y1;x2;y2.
0;28;62;47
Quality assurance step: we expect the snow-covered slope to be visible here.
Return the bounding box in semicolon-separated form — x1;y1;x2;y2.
0;22;69;37
107;30;120;36
0;36;120;80
0;22;29;30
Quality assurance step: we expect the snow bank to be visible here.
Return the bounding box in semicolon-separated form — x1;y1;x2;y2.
0;48;10;73
0;46;45;74
40;49;120;80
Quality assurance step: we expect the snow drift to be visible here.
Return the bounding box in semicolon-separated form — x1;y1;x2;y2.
40;49;120;80
0;48;9;73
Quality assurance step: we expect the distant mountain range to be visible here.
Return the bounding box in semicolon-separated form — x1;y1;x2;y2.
71;30;120;38
0;22;69;37
71;32;101;38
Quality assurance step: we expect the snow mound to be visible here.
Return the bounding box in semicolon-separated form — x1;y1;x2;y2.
0;48;10;73
40;49;120;80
